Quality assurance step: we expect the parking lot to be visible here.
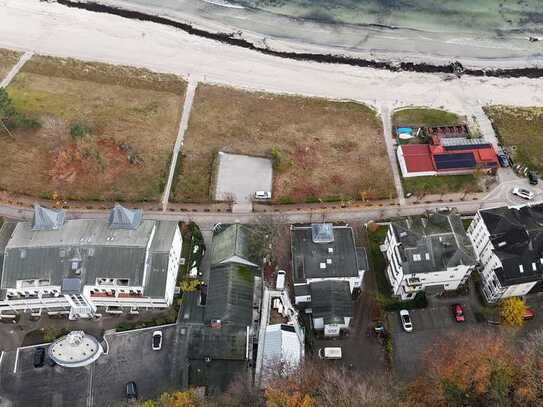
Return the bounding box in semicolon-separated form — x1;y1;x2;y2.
0;325;186;407
388;302;480;379
215;152;272;211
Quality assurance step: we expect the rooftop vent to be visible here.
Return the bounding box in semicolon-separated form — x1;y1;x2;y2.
498;241;507;247
311;223;334;243
108;204;142;230
32;204;65;231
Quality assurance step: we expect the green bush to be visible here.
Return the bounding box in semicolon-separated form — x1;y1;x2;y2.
383;292;427;311
70;121;91;138
0;88;41;132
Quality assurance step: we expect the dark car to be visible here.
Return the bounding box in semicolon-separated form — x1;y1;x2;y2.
498;153;509;168
33;347;45;368
524;308;536;320
528;171;539;185
126;381;138;402
47;356;57;367
452;304;465;322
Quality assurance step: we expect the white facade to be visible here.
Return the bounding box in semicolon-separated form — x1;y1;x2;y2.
467;212;539;303
313;316;351;337
294;273;364;295
0;224;182;318
383;225;474;300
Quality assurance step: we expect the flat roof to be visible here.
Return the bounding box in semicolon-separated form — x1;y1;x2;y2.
291;225;359;283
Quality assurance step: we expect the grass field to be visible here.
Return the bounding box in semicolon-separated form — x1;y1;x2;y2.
485;106;543;173
402;174;483;197
0;49;21;81
392;107;462;128
173;84;395;203
1;55;186;202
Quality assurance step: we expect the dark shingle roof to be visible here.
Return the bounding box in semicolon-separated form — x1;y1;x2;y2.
310;280;352;325
391;210;475;275
480;204;543;286
291;225;359;283
186;324;248;360
204;263;256;325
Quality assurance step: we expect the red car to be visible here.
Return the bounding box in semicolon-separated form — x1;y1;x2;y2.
452;304;465;322
523;308;536;320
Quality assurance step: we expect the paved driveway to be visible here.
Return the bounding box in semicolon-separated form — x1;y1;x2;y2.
215;152;272;212
388;302;479;380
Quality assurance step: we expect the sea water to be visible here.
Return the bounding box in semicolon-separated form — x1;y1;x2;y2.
229;0;543;35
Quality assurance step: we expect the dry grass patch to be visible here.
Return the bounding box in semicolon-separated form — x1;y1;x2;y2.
485;106;543;172
0;55;185;202
173;84;394;203
0;49;21;81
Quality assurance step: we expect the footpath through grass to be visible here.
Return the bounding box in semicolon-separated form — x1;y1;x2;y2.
392;107;462;128
485;106;543;173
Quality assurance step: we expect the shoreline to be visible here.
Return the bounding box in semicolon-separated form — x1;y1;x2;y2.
57;0;543;77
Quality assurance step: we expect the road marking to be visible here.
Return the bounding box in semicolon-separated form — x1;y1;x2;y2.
87;363;94;407
12;348;19;374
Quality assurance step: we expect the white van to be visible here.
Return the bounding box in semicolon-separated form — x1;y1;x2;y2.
318;347;342;360
276;270;286;290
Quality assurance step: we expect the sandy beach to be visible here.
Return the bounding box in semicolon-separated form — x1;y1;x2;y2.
0;0;543;116
77;0;543;69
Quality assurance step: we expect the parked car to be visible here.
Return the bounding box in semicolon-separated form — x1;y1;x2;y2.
524;308;536;320
512;187;535;200
33;347;45;368
152;331;163;351
400;309;413;332
126;381;138;402
47;356;57;367
254;191;271;200
528;171;539;185
318;347;342;360
452;304;465;322
498;153;509;168
275;270;286;290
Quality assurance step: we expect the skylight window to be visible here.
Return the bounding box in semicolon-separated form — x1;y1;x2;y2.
533;263;537;271
519;264;524;273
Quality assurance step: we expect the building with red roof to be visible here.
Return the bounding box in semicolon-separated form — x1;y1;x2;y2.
397;136;498;178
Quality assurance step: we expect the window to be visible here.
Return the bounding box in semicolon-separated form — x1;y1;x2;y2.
118;279;129;286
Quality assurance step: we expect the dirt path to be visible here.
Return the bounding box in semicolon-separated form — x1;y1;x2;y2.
380;105;405;205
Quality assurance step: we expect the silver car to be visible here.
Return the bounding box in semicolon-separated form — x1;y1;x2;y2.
512;187;534;200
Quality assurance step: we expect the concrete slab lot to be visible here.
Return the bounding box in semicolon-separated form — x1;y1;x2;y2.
215;152;272;206
0;325;185;407
388;302;479;380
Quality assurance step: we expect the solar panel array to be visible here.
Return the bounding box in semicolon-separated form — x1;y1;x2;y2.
434;152;476;170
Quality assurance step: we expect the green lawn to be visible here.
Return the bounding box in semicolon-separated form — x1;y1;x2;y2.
485;106;543;173
393;107;462;128
402;174;483;197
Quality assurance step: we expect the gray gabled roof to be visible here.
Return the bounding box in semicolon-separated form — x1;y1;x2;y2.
310;280;352;325
32;205;65;231
204;263;256;325
108;204;142;230
186;324;248;360
210;224;257;267
1;218;179;299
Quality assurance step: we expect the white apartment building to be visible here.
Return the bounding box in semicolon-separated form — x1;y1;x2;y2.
467;204;543;303
0;204;182;319
382;210;476;300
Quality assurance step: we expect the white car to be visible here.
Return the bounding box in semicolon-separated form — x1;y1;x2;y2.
254;191;271;200
400;309;413;332
512;187;535;200
152;330;163;351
